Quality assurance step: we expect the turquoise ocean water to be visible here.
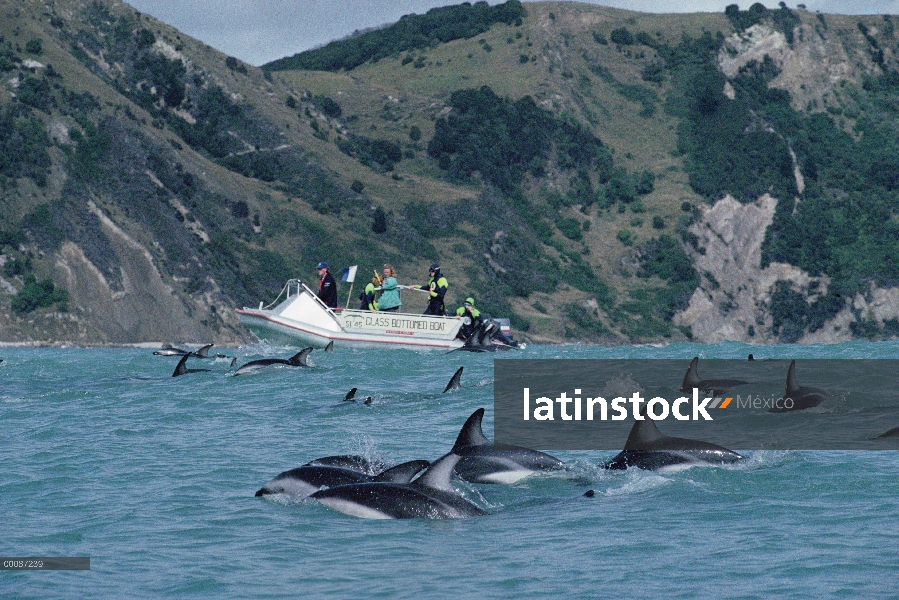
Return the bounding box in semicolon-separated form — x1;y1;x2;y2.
2;340;898;598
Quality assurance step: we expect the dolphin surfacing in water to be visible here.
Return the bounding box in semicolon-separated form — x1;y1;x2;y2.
233;348;313;375
312;453;486;519
875;426;899;439
154;343;214;357
303;455;382;474
602;412;743;471
443;367;463;393
680;357;748;396
452;408;564;484
255;459;429;500
172;354;211;377
770;360;828;413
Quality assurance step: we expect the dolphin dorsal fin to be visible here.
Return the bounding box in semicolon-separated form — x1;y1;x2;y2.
623;412;665;449
785;360;799;395
324;341;334;353
453;408;491;451
195;343;213;358
681;357;700;390
373;460;430;483
443;366;463;393
412;453;461;492
289;347;313;366
173;354;189;377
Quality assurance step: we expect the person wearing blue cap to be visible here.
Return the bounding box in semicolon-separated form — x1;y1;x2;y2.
315;261;338;308
412;263;448;315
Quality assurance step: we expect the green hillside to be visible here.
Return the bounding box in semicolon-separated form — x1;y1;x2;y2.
2;0;899;344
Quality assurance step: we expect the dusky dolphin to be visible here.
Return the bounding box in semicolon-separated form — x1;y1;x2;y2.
455;323;518;353
303;455;383;474
233;348;312;375
312;453;486;519
443;367;463;393
874;426;899;439
154;343;214;357
255;459;430;500
172;354;211;377
770;360;829;413
680;357;748;396
602;410;743;471
452;408;565;484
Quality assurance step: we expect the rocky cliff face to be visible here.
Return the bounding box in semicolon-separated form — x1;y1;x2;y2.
675;17;899;345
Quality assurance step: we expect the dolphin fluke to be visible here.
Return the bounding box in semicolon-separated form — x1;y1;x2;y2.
680;357;748;396
772;360;828;413
443;367;463;393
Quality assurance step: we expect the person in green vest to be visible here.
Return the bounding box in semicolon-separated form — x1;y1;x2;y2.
455;297;484;340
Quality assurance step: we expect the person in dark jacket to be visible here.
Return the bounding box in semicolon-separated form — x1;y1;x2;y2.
315;261;338;308
413;263;448;315
455;297;484;340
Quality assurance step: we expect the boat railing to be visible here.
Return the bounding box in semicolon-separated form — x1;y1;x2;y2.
259;279;294;310
258;279;317;310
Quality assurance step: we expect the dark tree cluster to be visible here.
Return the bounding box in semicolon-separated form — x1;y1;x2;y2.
427;85;612;195
263;0;526;72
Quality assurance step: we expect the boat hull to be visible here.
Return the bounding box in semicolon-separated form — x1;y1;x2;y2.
238;309;464;349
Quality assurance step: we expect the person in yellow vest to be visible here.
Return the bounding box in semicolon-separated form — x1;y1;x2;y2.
455;297;484;340
359;274;381;311
412;263;448;315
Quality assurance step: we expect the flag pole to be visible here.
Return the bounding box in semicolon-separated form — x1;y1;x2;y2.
345;282;354;309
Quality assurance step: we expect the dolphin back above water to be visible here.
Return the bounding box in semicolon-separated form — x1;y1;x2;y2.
154;343;214;357
875;425;899;439
603;413;743;471
452;408;564;484
234;348;313;375
771;360;829;413
312;453;486;519
255;459;430;500
172;354;211;377
680;357;748;396
304;454;382;474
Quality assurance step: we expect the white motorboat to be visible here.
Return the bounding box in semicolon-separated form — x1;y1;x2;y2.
236;279;464;350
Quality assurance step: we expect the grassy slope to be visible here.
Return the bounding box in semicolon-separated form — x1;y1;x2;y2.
271;3;731;341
